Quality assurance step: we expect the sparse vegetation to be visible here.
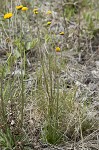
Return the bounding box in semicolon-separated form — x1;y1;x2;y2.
0;0;99;150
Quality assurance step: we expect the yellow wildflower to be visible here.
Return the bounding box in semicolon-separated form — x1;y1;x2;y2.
60;32;64;35
4;13;13;19
47;21;51;25
16;5;23;10
22;7;28;11
33;8;38;14
55;47;61;52
46;10;52;15
34;11;38;14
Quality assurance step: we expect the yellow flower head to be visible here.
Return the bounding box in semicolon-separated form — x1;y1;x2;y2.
22;7;28;11
33;8;38;14
47;21;51;25
60;32;64;35
55;47;61;52
16;5;23;10
4;13;13;19
46;10;52;15
34;11;38;14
